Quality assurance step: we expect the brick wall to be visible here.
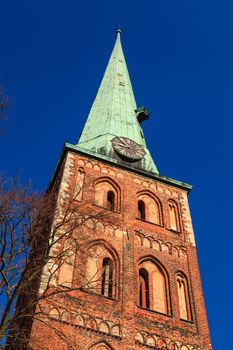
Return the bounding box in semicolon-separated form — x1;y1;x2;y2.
29;150;212;350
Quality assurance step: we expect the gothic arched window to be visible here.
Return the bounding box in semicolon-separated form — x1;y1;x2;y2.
85;243;118;299
139;268;149;308
138;200;146;220
137;193;163;225
101;257;113;297
176;272;192;321
138;260;169;314
94;179;120;212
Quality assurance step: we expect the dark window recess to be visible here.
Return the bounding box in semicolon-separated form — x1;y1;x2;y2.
139;268;150;309
138;200;146;220
101;258;113;298
107;191;115;211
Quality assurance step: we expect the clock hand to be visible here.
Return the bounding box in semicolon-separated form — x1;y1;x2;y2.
119;138;129;146
118;144;130;148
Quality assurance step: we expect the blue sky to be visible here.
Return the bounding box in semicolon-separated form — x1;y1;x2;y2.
1;1;232;348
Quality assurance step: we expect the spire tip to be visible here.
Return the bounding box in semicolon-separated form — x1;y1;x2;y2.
116;26;121;36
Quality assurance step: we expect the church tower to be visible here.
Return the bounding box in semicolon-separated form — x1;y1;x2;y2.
28;30;212;350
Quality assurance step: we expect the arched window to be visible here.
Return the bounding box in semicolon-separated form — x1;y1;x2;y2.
107;191;115;211
139;268;149;308
94;179;120;212
168;200;180;232
101;258;113;297
137;193;162;225
85;243;118;299
138;200;146;220
176;273;192;321
138;260;169;314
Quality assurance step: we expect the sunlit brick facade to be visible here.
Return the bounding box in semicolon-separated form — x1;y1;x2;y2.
27;148;211;350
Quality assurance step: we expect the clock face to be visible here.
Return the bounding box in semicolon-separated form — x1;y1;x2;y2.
112;136;146;161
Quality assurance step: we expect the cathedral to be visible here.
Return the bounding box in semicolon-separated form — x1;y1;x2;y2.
24;30;211;349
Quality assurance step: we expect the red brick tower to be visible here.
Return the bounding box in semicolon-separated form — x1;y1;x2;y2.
29;30;212;350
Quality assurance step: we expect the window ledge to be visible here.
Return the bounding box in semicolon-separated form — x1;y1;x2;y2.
136;218;163;228
92;202;121;214
168;227;181;234
179;317;194;324
81;287;118;302
137;305;171;318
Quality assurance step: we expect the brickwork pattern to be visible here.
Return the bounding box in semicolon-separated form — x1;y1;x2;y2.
30;151;212;350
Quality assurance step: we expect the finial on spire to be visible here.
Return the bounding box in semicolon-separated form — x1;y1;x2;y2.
116;26;121;36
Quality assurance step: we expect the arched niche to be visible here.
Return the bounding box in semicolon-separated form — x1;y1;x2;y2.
74;166;85;201
168;199;181;232
176;271;192;321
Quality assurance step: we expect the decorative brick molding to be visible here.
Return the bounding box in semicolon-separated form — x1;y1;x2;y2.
133;178;181;199
82;218;127;240
49;308;121;338
77;158;124;179
135;330;200;350
134;231;187;259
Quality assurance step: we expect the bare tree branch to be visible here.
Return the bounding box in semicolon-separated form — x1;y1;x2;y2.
0;173;117;350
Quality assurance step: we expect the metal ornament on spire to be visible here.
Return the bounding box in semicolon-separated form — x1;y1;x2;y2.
77;30;158;174
116;26;121;35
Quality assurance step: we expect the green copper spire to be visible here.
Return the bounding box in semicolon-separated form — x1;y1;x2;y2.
77;29;158;174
